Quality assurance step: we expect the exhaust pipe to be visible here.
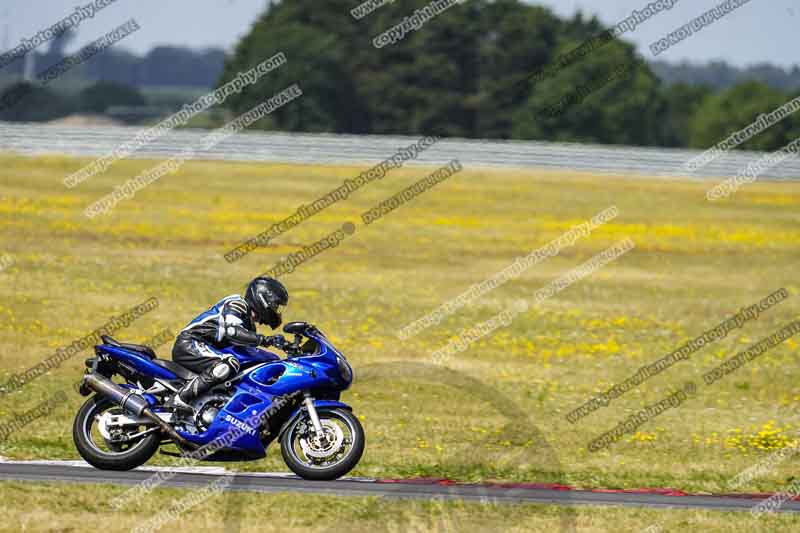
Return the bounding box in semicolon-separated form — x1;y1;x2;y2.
83;373;198;450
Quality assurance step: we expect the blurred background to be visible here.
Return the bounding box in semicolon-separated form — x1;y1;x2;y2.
2;0;799;150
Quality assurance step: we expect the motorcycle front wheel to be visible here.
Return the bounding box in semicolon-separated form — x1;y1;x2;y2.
280;408;365;481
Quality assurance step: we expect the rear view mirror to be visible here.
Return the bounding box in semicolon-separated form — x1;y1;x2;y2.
283;321;309;335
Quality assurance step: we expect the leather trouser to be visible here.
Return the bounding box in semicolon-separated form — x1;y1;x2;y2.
172;332;239;403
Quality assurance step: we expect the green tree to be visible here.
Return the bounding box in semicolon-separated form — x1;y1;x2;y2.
474;1;561;139
219;0;366;133
0;82;73;122
79;81;147;114
660;83;712;147
220;0;788;149
689;81;800;151
512;39;666;146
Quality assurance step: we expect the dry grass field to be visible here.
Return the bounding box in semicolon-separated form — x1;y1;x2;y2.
0;152;798;531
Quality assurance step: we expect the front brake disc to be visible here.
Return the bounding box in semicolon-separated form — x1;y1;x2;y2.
299;420;344;459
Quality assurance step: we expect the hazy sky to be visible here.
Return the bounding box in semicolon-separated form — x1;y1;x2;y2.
2;0;797;68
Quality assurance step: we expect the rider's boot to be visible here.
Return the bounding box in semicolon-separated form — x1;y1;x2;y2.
168;377;207;415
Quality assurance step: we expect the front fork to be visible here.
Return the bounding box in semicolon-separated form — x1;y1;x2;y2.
303;390;324;437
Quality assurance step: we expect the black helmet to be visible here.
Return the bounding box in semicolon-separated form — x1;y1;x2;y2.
245;277;289;328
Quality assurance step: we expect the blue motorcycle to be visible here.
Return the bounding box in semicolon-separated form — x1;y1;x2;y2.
73;321;364;480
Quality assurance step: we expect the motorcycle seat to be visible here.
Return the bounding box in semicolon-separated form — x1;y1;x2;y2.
102;335;198;381
101;335;157;360
151;359;198;381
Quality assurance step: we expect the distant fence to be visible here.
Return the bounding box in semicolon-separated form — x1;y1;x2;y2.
1;122;798;180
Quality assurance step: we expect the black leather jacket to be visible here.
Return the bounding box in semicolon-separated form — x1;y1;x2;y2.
180;294;262;348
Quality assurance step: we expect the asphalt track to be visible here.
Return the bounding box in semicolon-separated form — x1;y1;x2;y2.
1;459;799;514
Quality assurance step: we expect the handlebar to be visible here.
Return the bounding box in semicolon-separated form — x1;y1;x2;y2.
283;337;303;356
272;333;303;357
273;322;319;357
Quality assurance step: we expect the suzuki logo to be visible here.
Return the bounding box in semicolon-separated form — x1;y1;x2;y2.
223;414;256;436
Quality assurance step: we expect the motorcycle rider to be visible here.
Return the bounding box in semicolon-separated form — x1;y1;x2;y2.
169;277;289;413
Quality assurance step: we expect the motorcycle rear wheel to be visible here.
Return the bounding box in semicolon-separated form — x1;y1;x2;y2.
73;395;161;471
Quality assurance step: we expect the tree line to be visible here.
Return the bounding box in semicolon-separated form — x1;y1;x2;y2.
2;0;799;153
216;0;800;151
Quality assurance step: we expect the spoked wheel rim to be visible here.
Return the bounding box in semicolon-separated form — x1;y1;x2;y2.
286;410;359;470
81;399;153;456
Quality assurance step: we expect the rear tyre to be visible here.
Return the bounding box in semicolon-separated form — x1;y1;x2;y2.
281;408;365;481
73;395;161;471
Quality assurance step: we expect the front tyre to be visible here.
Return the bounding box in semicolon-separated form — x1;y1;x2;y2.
280;408;365;481
73;395;160;471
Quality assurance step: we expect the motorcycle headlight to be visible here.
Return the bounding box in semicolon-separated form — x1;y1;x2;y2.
337;354;353;383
